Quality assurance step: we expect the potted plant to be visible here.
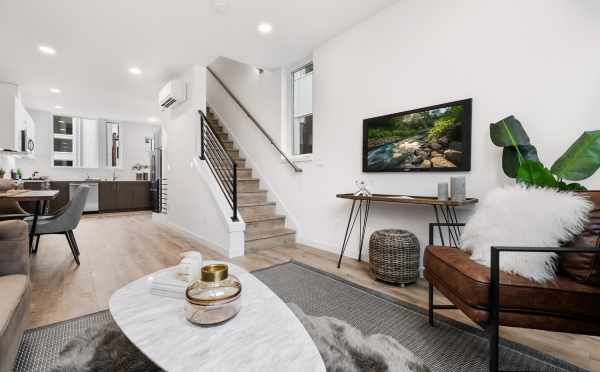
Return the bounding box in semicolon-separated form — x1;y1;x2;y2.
490;116;600;190
132;163;144;181
0;168;5;179
16;169;22;180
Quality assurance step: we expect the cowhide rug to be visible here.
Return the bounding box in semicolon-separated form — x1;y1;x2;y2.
52;304;430;372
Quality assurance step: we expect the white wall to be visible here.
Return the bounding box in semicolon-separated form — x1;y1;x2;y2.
15;109;158;180
159;64;244;257
208;0;600;262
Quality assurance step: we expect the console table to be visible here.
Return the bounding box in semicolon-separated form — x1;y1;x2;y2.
335;194;478;268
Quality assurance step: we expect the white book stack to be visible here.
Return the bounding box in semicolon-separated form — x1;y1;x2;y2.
150;268;190;299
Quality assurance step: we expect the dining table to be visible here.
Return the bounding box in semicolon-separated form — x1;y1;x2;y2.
0;189;60;253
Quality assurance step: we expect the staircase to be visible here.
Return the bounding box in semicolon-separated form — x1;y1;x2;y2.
205;107;296;252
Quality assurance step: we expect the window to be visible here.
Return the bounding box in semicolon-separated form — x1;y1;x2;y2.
291;62;313;156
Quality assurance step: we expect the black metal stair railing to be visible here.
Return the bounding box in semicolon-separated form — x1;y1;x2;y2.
198;110;238;221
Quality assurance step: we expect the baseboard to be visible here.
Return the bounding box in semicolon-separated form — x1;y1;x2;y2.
151;215;229;257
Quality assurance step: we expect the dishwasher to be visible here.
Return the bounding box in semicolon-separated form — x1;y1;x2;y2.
69;182;99;212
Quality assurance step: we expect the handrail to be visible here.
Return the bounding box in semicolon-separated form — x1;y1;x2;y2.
206;66;302;173
199;110;238;222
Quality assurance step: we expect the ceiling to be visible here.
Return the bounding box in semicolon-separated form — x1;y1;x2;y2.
0;0;397;124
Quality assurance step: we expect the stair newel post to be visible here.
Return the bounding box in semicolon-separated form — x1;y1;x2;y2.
232;162;238;221
200;112;205;160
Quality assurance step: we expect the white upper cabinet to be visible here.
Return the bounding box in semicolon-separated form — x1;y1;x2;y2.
0;82;36;154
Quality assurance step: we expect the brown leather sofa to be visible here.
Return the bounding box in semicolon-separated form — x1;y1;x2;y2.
0;220;31;372
424;191;600;372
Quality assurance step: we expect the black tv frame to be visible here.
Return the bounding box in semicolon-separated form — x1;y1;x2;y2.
362;98;472;173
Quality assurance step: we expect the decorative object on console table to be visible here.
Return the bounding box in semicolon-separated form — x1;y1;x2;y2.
335;193;478;268
437;182;448;201
450;176;466;202
369;229;419;286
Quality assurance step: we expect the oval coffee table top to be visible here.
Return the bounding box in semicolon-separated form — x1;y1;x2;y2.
109;261;325;372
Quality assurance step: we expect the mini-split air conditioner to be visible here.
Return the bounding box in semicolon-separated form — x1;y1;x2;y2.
158;80;187;111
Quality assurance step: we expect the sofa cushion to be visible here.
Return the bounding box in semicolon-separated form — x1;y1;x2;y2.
424;246;600;320
0;274;30;372
559;191;600;286
0;275;28;336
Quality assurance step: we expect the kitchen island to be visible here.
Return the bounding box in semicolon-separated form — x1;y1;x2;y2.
21;180;152;214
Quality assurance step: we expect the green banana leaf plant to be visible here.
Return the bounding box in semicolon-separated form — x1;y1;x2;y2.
490;116;600;191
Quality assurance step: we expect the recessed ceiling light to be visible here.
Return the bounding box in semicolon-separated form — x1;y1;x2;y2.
129;66;142;75
148;116;159;123
38;45;56;55
54;105;63;110
258;23;273;34
49;88;61;94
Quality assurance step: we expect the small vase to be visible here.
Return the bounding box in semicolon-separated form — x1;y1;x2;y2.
437;182;449;201
450;177;466;202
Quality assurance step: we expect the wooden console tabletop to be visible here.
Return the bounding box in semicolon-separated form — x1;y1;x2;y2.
336;193;478;207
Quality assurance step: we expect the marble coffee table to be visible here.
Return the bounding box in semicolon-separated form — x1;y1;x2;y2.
109;261;325;372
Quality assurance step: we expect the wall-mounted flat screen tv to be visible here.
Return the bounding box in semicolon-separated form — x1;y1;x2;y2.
363;98;472;172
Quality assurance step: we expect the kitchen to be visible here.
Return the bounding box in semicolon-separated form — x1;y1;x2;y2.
0;81;163;215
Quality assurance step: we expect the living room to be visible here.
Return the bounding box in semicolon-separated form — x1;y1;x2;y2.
1;0;599;371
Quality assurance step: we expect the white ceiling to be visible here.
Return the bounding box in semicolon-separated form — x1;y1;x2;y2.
0;0;397;124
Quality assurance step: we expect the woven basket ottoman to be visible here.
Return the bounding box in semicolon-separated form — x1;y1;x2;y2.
369;229;420;286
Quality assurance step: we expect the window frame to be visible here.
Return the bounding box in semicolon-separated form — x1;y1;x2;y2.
289;61;314;160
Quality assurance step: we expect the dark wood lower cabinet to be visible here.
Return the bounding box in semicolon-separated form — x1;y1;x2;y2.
99;181;151;212
22;181;151;214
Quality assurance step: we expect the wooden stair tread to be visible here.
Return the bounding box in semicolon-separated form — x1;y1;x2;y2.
245;228;296;242
238;201;276;207
244;214;285;223
237;190;267;194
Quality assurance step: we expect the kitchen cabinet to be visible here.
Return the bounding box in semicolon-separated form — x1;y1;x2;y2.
99;182;151;212
0;83;35;154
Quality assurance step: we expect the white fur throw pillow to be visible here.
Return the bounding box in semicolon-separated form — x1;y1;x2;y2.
461;185;592;282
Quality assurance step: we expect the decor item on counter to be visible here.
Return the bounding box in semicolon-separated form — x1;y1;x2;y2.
0;168;4;179
132;163;145;181
353;179;372;197
363;99;472;172
461;185;592;282
450;176;466;202
175;251;203;282
10;169;16;180
369;229;420;286
490;116;600;191
143;165;150;181
437;182;448;201
184;264;242;325
16;169;22;180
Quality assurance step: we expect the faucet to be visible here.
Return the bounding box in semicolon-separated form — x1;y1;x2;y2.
112;168;118;181
32;171;39;179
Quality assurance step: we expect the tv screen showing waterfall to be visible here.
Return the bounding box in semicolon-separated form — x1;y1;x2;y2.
363;99;472;172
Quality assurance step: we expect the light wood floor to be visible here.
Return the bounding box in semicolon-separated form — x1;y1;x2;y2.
28;212;600;371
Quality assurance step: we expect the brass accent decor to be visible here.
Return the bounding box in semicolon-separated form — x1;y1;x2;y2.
184;264;242;325
201;264;229;282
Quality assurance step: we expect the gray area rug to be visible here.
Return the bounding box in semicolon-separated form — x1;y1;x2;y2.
13;261;587;372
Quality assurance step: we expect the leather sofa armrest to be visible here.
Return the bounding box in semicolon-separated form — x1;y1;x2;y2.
0;220;30;276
